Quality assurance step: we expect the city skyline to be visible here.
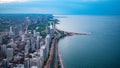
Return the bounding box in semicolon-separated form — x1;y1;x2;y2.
0;0;120;68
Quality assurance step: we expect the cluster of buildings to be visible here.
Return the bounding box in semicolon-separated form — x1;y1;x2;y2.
0;20;56;68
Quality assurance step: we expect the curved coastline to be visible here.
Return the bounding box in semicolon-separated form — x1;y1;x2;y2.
44;24;91;68
55;27;91;68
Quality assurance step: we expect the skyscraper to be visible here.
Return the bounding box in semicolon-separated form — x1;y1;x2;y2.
6;48;13;60
25;40;30;53
40;45;46;62
33;30;36;37
45;34;51;59
36;32;40;36
28;54;42;68
49;22;55;37
31;37;36;52
30;57;39;67
1;45;7;58
8;39;17;48
2;59;9;68
0;35;2;44
24;58;30;68
9;26;14;35
36;56;41;68
19;30;23;36
36;36;41;50
21;34;25;41
36;40;39;51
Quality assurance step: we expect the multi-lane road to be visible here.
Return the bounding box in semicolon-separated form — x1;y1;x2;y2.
44;28;64;68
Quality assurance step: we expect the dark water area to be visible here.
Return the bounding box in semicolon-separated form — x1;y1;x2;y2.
57;15;120;68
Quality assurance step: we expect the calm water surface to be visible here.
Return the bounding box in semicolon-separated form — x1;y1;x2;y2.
56;15;120;68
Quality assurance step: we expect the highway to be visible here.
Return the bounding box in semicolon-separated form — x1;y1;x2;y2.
44;34;58;68
44;27;64;68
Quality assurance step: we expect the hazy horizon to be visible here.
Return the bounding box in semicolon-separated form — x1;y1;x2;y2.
0;0;120;15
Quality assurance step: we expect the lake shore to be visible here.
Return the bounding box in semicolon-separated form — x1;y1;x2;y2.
44;26;91;68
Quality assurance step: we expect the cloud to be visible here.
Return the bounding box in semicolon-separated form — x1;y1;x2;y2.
80;0;107;2
0;0;107;4
0;0;57;3
81;0;97;1
0;0;28;3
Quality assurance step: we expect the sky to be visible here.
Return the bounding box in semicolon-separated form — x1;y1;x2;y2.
0;0;120;15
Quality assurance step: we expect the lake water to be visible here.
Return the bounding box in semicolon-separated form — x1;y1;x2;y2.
56;15;120;68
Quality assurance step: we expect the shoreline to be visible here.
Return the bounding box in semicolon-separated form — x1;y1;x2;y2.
44;26;91;68
56;29;91;68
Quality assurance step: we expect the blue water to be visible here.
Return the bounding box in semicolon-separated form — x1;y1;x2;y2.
56;15;120;68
